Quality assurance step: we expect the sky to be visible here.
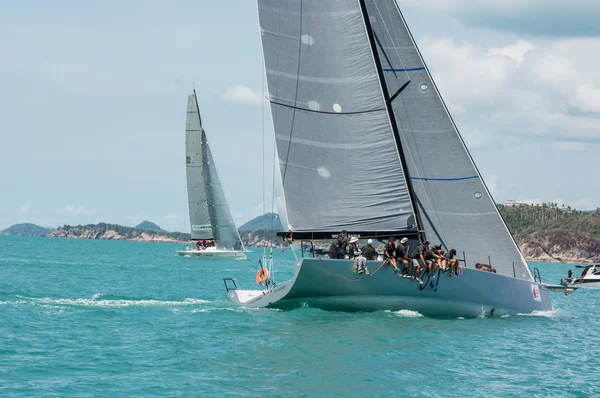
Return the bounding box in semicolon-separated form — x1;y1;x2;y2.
1;0;599;232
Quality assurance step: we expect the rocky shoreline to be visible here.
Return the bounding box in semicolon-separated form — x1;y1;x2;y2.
48;228;187;243
6;222;600;264
516;229;600;264
47;223;191;243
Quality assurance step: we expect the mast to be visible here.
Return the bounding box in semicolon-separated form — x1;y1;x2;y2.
192;89;202;125
358;0;426;241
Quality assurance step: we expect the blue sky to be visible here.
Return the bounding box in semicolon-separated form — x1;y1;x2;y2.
1;0;599;232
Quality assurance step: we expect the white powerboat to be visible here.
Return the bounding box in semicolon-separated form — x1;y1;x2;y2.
561;265;600;289
177;90;247;260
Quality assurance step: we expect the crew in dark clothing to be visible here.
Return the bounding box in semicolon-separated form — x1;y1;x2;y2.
361;239;378;260
568;269;573;279
444;249;458;276
432;245;445;269
411;240;433;282
384;237;400;274
396;237;411;277
475;263;496;273
328;235;345;259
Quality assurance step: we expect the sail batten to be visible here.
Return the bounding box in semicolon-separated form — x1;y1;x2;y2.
185;92;244;251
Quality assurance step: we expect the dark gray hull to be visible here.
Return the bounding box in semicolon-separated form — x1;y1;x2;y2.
229;258;552;318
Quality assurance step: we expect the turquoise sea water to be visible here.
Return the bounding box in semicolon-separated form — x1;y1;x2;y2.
1;236;599;397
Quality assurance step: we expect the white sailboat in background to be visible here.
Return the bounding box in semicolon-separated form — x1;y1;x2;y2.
224;0;559;316
177;90;247;260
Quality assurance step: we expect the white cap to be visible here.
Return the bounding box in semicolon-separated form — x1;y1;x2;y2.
401;237;409;244
367;239;373;244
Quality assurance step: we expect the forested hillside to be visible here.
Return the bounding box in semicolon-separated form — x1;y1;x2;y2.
498;203;600;241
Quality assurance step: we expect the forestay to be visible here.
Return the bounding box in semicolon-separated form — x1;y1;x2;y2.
185;93;244;251
362;0;532;280
258;0;415;233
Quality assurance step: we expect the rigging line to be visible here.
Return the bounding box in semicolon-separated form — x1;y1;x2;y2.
319;259;362;282
280;0;303;185
261;34;267;260
372;0;410;81
262;40;266;219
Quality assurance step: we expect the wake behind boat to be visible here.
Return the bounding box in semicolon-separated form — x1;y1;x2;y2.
225;0;559;316
177;90;247;260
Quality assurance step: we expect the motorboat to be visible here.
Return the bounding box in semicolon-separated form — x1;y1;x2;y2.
561;264;600;289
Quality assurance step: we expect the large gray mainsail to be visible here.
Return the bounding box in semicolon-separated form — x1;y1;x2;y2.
258;0;415;233
185;92;244;251
361;0;532;280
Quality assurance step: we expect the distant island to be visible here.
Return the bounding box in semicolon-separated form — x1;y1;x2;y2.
135;220;164;232
2;203;599;263
0;223;53;236
239;213;282;231
48;223;190;243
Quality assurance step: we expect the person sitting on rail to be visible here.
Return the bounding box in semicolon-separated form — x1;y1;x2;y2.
411;240;433;282
328;235;346;259
384;237;401;274
345;237;359;260
431;245;446;270
354;238;370;275
444;249;459;276
395;237;412;278
361;239;378;261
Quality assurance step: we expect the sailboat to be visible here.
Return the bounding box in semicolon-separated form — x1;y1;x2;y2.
225;0;553;316
177;90;247;260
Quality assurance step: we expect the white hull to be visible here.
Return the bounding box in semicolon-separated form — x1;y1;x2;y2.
177;248;247;260
227;258;552;318
561;280;600;289
560;265;600;289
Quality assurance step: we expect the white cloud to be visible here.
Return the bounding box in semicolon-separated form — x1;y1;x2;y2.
487;41;535;67
446;102;466;115
219;85;263;106
485;174;499;198
419;36;600;145
18;202;31;215
63;204;92;216
399;0;600;37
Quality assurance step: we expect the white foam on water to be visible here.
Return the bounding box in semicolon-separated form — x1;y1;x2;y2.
391;310;423;318
517;309;561;318
190;306;281;314
0;300;28;305
27;296;210;308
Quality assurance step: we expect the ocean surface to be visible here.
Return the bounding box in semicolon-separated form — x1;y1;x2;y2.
1;236;599;397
